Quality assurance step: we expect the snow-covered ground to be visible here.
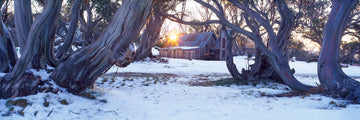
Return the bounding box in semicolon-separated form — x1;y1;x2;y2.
1;56;360;120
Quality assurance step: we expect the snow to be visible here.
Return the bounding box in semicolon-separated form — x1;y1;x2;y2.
167;46;200;50
107;56;251;76
1;56;360;120
289;60;360;77
0;73;5;77
152;47;159;56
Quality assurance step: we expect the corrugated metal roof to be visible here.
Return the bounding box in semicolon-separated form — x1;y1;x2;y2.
167;32;216;48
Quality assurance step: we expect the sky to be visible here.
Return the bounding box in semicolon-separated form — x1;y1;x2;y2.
161;0;360;53
5;0;358;53
161;0;204;35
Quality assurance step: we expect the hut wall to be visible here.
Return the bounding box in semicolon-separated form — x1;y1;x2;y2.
159;49;198;60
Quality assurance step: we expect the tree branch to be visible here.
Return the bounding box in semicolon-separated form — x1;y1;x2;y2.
158;11;220;26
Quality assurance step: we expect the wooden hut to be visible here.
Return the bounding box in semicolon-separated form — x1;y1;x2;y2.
159;32;221;60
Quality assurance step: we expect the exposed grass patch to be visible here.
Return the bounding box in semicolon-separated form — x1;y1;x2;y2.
6;99;29;108
141;76;171;86
78;90;104;100
3;99;31;116
59;99;69;105
329;101;347;108
79;91;97;100
190;78;236;86
190;77;271;87
269;86;326;97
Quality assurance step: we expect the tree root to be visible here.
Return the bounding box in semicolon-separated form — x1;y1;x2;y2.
0;73;41;98
268;86;326;97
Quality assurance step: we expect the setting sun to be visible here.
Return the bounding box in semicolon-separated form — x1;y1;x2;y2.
169;33;178;42
165;30;179;47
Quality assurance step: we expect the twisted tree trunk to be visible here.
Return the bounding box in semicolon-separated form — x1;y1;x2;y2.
135;11;165;61
56;0;82;60
0;0;153;99
0;0;16;73
246;0;295;83
14;0;32;53
50;0;153;94
196;0;312;91
241;11;276;81
33;0;63;68
0;22;13;72
223;26;242;81
318;0;360;102
0;0;62;98
275;0;295;57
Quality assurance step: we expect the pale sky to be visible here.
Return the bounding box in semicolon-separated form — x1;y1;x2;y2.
6;0;358;53
161;0;360;53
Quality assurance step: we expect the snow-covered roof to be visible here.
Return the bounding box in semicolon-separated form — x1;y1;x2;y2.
161;46;200;50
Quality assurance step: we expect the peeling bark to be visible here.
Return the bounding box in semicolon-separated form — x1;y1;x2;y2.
0;0;63;98
0;0;152;98
318;0;360;102
33;0;63;68
50;0;153;94
0;73;42;99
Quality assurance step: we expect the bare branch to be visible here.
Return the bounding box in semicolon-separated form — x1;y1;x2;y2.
158;11;220;26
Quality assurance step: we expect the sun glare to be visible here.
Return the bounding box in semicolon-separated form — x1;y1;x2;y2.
165;31;179;47
169;33;177;41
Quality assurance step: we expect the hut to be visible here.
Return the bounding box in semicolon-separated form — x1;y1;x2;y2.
159;32;223;60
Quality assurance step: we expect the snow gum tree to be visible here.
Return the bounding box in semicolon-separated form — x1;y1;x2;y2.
0;0;16;73
0;0;153;98
1;0;64;98
74;0;121;45
135;1;168;61
162;0;312;91
50;0;153;93
56;0;82;60
318;0;360;102
14;0;32;54
195;0;312;91
135;0;188;61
